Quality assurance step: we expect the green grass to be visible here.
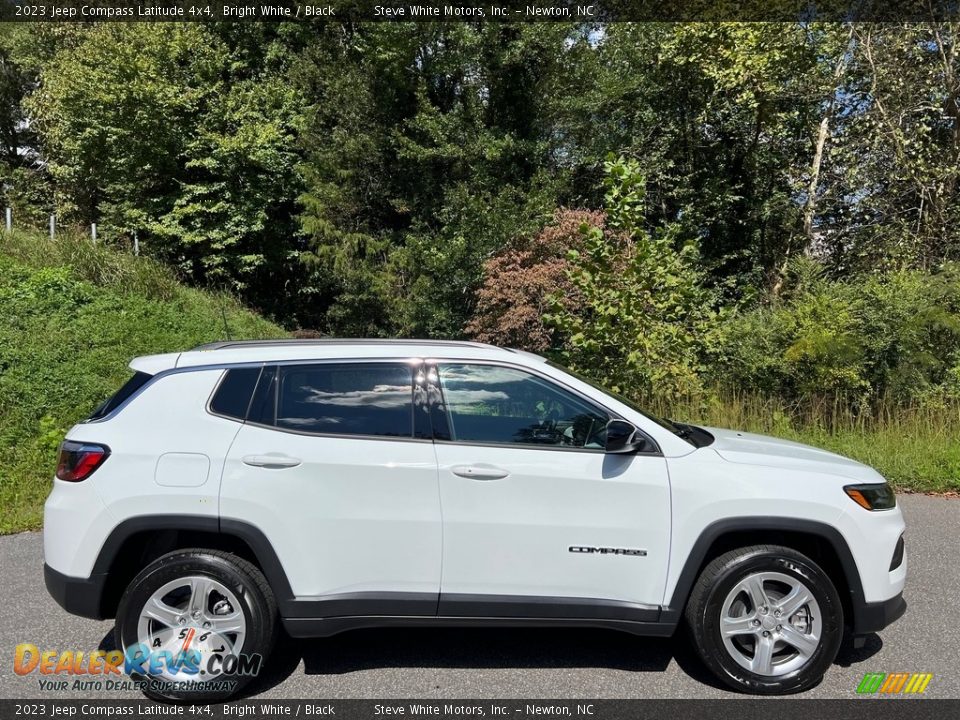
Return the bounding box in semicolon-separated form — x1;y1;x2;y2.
0;229;286;533
658;392;960;493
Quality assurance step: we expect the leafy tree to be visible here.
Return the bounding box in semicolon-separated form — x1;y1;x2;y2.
22;24;305;319
295;23;570;335
466;208;604;351
547;156;721;399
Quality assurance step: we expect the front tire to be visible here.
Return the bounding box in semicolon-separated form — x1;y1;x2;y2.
684;544;843;694
115;549;277;702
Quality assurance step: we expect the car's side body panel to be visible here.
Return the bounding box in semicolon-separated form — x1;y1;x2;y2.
46;369;233;578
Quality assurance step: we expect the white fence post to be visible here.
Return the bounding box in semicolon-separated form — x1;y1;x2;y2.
49;214;55;240
133;232;139;255
91;223;97;244
5;208;10;232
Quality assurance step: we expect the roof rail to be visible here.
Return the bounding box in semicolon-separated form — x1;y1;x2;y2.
191;338;500;352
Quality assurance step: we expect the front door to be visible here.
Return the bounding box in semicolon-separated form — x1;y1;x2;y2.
429;362;671;619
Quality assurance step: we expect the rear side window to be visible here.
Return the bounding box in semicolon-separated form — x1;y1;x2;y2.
264;363;414;438
209;367;262;420
88;371;153;421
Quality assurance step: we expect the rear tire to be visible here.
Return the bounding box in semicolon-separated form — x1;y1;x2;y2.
684;544;843;694
115;549;277;702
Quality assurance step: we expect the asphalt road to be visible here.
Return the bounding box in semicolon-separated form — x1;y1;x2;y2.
1;494;956;700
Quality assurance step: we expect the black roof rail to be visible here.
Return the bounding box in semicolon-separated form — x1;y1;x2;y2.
191;338;500;352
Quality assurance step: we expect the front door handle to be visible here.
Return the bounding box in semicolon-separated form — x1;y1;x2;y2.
451;464;510;480
242;454;301;469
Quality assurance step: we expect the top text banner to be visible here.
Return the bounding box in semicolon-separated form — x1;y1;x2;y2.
2;0;959;22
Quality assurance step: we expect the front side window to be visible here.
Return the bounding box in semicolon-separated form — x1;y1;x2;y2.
434;363;609;449
259;363;414;438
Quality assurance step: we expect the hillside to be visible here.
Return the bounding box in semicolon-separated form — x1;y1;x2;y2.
0;230;286;533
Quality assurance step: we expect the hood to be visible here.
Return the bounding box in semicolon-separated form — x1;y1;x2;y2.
703;426;883;483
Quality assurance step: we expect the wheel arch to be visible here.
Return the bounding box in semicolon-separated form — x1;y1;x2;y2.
93;515;294;619
661;517;863;627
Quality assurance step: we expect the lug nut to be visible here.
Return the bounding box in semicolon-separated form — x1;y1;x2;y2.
774;610;781;618
762;631;770;637
177;617;186;626
203;621;212;629
776;625;782;631
192;610;201;619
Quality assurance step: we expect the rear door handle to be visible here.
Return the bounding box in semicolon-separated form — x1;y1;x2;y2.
451;464;510;480
242;454;301;469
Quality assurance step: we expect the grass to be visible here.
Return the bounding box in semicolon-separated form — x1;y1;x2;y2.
0;229;287;534
659;392;960;493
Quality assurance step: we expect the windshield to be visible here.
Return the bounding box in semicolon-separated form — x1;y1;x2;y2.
546;360;694;445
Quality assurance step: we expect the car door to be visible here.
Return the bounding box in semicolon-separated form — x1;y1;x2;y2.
429;361;671;620
220;359;442;617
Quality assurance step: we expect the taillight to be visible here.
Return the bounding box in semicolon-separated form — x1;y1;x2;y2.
56;441;110;482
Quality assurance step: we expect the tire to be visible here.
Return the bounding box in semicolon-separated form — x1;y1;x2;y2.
115;549;277;702
684;544;843;694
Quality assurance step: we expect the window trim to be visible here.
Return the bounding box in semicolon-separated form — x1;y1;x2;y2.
241;358;429;443
426;359;662;456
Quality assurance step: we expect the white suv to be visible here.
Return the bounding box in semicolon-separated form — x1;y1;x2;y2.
43;339;906;699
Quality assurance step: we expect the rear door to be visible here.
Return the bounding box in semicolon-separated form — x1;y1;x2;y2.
220;360;442;616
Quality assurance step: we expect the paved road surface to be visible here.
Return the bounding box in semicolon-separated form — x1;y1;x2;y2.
1;494;956;700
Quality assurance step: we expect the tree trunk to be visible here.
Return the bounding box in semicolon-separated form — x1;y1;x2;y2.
801;26;855;252
773;27;855;298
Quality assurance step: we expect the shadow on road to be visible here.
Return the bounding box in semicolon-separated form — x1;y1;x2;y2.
97;623;884;700
241;627;721;697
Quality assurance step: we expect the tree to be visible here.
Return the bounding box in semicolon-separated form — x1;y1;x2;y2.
22;24;306;319
466;208;604;351
295;23;571;336
547;156;720;399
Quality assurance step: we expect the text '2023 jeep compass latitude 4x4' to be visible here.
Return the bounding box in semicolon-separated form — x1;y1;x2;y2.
44;339;907;700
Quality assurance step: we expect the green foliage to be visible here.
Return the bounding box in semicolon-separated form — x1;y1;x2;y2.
0;230;284;533
720;258;960;403
21;24;305;317
547;156;721;399
295;24;565;335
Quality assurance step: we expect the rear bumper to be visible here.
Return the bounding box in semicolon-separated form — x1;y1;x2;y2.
853;591;906;635
44;563;108;620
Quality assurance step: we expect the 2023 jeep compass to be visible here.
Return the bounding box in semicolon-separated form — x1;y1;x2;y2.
43;339;906;699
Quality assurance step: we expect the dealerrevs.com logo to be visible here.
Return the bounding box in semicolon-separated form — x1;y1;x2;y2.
13;631;262;693
856;672;933;695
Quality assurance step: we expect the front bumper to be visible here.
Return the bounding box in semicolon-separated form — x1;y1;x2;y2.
852;591;906;635
44;563;108;620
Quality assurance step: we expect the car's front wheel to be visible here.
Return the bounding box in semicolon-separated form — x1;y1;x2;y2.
685;544;843;694
115;549;277;702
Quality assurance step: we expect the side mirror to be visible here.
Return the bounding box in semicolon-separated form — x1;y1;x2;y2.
605;419;647;454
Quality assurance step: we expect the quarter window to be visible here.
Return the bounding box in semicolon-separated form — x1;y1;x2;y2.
209;367;261;421
270;363;415;438
435;363;609;449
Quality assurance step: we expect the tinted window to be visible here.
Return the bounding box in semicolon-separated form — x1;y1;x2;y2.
88;371;152;421
274;363;414;437
209;367;261;420
436;364;609;448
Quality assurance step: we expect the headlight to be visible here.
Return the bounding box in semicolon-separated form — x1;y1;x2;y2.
844;483;896;511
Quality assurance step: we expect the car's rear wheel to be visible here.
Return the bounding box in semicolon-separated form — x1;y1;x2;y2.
684;544;843;694
115;549;277;702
